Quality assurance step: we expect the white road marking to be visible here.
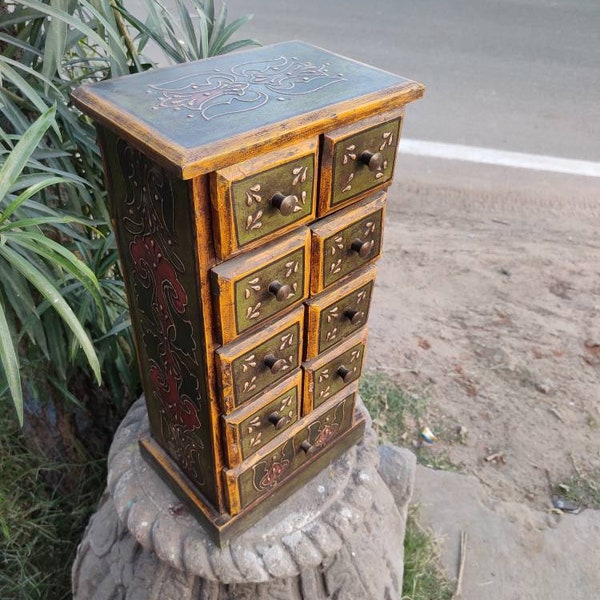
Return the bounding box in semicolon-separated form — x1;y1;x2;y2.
399;139;600;178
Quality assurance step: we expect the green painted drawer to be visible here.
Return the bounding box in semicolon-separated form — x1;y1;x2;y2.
211;228;310;344
222;371;302;466
319;110;402;215
216;307;304;413
310;192;385;293
211;138;318;259
302;329;367;413
305;265;376;359
224;385;357;514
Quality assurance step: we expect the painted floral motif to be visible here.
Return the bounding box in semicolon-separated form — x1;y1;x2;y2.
238;250;302;326
339;128;395;192
279;332;294;350
245;184;262;206
326;306;339;323
242;376;258;394
241;162;311;234
149;55;346;121
256;455;291;491
247;414;263;449
116;140;207;489
279;394;293;412
318;368;330;384
314;422;340;448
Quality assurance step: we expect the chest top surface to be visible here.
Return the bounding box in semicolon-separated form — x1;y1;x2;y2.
72;41;424;178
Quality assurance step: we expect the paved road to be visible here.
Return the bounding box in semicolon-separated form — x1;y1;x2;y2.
221;0;600;162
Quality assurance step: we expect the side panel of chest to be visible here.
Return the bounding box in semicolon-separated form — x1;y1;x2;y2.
98;127;222;508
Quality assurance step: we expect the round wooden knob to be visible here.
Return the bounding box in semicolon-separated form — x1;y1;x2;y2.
271;192;297;216
263;353;286;373
268;280;291;301
267;411;290;430
359;151;383;171
336;365;353;383
300;440;317;456
344;308;364;325
350;238;373;258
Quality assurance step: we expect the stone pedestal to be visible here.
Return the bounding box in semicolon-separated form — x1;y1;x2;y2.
72;399;416;599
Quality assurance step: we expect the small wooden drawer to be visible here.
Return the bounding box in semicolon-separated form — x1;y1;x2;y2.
319;110;402;215
211;228;310;344
223;385;357;515
210;138;318;259
305;265;376;359
310;193;385;294
302;329;367;414
222;371;302;467
216;307;304;413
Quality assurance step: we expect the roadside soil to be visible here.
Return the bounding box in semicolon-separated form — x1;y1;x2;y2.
367;156;600;509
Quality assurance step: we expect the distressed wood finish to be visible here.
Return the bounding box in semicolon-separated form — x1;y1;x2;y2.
310;192;386;294
305;265;378;359
71;42;424;179
222;370;302;466
215;307;304;414
73;40;423;545
302;329;368;414
319;109;403;215
97;128;224;509
210;138;318;259
210;228;310;344
223;385;358;515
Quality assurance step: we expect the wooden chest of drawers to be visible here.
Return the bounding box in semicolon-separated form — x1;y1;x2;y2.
72;41;423;545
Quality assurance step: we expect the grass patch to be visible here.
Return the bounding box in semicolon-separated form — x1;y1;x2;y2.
359;370;427;445
0;410;104;600
360;370;458;471
402;507;456;600
554;467;600;511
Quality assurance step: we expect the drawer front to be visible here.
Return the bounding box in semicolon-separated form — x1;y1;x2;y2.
216;307;304;413
211;228;310;344
305;266;376;359
222;371;302;466
224;386;357;514
211;138;318;259
303;330;367;413
310;193;385;294
319;111;402;215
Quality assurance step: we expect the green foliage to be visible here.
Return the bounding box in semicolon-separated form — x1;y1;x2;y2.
360;371;459;470
0;106;101;425
360;370;428;445
0;0;258;424
117;0;259;63
0;2;257;596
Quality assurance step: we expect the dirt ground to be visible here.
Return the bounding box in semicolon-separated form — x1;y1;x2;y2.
367;155;600;509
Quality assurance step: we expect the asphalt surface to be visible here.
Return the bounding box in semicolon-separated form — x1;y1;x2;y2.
219;0;600;163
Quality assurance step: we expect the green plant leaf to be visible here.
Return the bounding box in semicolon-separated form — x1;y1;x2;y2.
0;300;23;425
18;0;128;75
0;176;79;225
210;15;254;56
0;244;101;385
0;105;57;203
42;0;69;86
6;232;101;300
0;61;58;136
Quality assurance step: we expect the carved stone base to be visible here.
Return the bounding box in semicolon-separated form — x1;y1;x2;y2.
72;398;416;599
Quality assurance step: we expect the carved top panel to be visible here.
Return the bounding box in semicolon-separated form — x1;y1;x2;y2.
71;41;424;179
